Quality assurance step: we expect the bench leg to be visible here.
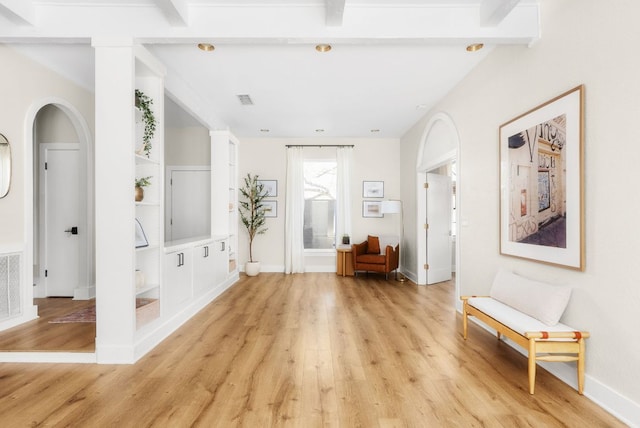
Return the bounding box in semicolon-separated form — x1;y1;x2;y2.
528;339;537;394
462;304;468;340
578;338;586;394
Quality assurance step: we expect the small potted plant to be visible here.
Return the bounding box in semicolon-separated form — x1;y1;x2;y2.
135;176;151;202
238;173;268;276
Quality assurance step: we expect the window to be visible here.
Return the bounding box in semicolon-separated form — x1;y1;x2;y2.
303;160;337;249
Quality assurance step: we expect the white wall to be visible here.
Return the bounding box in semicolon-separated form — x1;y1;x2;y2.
165;126;210;166
0;45;94;246
401;0;639;423
239;138;400;272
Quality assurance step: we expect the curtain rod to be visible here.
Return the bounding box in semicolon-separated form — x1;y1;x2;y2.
285;144;354;148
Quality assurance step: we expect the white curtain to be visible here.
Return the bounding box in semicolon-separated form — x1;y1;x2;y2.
285;147;305;273
336;147;353;245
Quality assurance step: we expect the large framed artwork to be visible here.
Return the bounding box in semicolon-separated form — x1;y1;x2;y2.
499;85;585;270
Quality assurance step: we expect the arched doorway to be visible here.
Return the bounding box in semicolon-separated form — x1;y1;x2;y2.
415;113;460;296
25;98;94;312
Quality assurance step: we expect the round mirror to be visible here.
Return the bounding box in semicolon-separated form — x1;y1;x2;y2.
0;133;11;199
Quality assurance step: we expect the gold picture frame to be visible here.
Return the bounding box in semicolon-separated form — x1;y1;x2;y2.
499;85;585;270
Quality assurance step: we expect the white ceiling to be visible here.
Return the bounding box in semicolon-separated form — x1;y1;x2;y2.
0;0;540;138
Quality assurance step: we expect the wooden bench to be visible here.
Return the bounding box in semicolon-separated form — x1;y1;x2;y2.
461;270;590;395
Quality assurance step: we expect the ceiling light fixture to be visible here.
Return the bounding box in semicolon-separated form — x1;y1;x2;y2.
370;129;380;133
315;129;325;133
466;43;484;52
197;43;215;52
315;44;332;53
260;129;270;133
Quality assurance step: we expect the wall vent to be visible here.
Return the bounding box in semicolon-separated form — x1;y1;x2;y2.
237;94;254;105
0;254;21;320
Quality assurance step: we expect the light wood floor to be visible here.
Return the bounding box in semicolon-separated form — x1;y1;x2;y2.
0;297;95;352
0;273;624;427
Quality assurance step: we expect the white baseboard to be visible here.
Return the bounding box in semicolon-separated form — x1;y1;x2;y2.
467;316;640;427
73;284;96;300
0;305;38;332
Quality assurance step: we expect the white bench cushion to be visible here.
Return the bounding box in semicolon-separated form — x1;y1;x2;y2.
490;269;571;326
468;297;574;337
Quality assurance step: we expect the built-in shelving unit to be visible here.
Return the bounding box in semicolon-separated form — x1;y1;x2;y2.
93;40;167;363
134;71;164;330
94;42;239;364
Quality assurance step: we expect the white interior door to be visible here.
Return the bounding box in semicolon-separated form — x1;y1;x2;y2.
41;145;80;297
426;173;452;285
167;168;211;242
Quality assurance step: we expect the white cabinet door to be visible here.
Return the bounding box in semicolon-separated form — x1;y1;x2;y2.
213;239;228;286
193;242;215;297
163;249;192;315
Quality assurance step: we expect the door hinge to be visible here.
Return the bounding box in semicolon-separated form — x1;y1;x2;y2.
170;178;173;186
424;182;428;189
424;224;429;230
424;264;429;270
45;269;48;277
44;162;48;170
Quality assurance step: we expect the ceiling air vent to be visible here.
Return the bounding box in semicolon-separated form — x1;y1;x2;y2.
237;94;254;105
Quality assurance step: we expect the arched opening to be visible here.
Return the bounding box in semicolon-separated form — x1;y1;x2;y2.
23;98;95;352
415;113;460;298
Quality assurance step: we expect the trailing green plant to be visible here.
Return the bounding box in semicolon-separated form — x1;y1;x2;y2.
135;89;156;157
238;173;268;263
135;176;152;188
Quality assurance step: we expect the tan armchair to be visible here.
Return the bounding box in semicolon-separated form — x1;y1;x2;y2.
352;235;399;279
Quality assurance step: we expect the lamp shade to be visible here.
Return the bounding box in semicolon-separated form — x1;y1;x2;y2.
381;200;402;214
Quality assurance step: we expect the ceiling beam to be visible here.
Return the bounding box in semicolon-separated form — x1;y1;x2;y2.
325;0;346;27
0;0;35;26
0;3;540;45
153;0;188;27
480;0;521;27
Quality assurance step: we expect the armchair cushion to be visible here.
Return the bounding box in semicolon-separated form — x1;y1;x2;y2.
356;254;386;264
367;235;380;254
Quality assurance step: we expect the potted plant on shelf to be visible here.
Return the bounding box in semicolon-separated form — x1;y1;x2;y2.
238;173;268;276
135;176;151;202
135;89;156;158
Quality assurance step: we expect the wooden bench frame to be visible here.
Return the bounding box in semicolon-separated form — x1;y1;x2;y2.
461;296;589;395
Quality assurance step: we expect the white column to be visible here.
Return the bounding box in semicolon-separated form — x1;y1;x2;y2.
92;38;136;363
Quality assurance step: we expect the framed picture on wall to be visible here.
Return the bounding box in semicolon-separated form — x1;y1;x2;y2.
262;200;277;218
362;201;383;218
499;85;584;270
258;180;277;197
363;181;384;198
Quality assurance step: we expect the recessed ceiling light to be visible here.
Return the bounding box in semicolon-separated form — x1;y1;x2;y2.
416;104;428;110
197;43;215;52
466;43;484;52
315;44;332;53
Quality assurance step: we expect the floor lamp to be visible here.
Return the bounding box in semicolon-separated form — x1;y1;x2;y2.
381;199;406;282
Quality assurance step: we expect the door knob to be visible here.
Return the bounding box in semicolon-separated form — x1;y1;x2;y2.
64;227;79;235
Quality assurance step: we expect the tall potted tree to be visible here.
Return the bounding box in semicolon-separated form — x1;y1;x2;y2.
239;173;268;276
